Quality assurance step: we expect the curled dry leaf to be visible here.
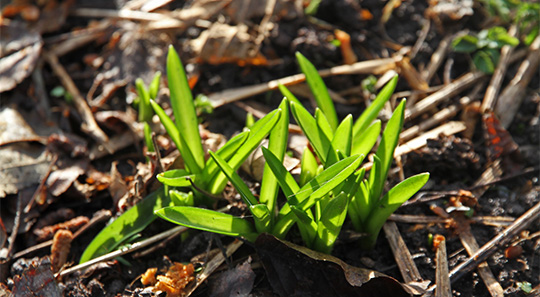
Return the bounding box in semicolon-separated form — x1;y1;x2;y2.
0;20;42;93
140;262;195;297
34;216;89;242
51;229;73;273
255;234;417;297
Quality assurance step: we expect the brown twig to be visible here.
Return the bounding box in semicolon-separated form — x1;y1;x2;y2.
435;237;451;297
12;209;111;259
495;35;540;128
457;217;504;296
43;50;111;149
481;25;517;113
404;71;485;120
207;57;399;108
449;201;540;283
383;222;423;283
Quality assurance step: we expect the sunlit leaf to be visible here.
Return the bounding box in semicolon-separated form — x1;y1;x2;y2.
296;52;338;130
352;75;397;138
156;206;258;242
167;46;205;173
80;187;172;263
290;101;330;162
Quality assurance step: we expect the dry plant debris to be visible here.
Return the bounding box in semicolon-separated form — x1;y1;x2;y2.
140;262;195;297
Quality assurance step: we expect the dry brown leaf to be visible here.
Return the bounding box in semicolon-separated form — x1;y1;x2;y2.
0;21;42;93
0;143;49;198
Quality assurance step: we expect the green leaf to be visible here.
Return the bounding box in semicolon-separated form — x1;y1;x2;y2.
300;147;318;187
208;109;282;194
363;173;429;249
157;169;194;187
473;50;496;74
155;206;258;242
452;35;479;53
271;154;361;238
250;204;272;233
290;101;331;163
148;71;161;99
313;191;349;254
278;84;303;106
136;78;152;122
355;174;373;226
290;154;362;211
352;75;397;138
290;205;317;246
261;147;300;198
151;99;197;172
352;120;380;157
315;109;334;142
259;99;290;215
143;122;154;152
370;99;406;201
296;52;338;130
209;151;258;207
201;131;249;188
487;26;519;47
326;114;353;167
169;190;194;206
167;46;205;173
80;187;172;263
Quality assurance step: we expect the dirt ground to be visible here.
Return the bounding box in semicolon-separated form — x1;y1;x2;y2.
1;0;539;296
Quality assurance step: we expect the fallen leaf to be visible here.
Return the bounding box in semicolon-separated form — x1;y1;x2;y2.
0;143;49;198
208;257;255;297
0;21;42;93
11;257;62;297
255;234;416;297
46;159;88;197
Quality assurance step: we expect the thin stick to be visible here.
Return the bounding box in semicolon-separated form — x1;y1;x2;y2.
405;71;485;120
422;32;462;83
481;25;517;113
184;239;243;296
207;57;398;108
383;222;423;283
13;210;111;259
457;217;504;296
495;35;540;128
5;192;22;259
43;50;110;148
57;225;188;277
449;201;540;282
400;96;473;141
395;121;467;157
435;237;451;297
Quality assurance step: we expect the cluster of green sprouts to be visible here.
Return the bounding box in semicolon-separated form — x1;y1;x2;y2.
80;46;428;263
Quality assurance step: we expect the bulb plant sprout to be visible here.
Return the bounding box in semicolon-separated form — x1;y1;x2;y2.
279;52;429;249
80;46;282;263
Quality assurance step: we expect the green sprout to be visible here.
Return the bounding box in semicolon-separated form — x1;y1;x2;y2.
80;46;281;263
279;52;429;249
452;26;519;74
135;71;161;152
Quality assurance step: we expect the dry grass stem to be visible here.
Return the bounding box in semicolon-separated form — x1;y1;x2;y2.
383;222;423;283
435;237;451;297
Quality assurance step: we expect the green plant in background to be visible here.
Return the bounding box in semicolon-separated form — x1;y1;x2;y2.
279;52;429;249
452;26;519;74
80;46;282;263
135;71;161;152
